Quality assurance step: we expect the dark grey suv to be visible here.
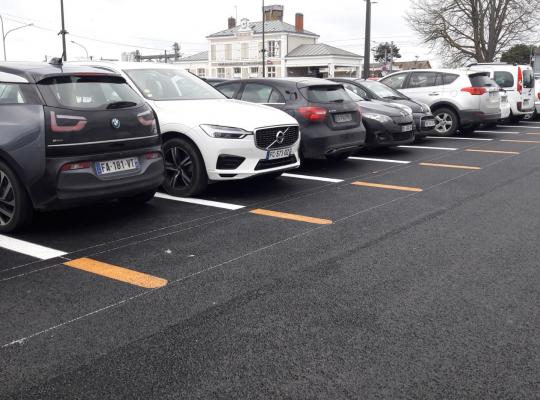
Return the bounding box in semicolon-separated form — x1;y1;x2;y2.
0;62;164;232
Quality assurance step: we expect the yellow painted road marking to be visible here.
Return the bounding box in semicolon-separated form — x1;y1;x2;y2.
250;209;332;225
526;132;540;135
419;162;481;170
500;139;540;144
351;181;423;192
465;149;520;155
64;258;168;289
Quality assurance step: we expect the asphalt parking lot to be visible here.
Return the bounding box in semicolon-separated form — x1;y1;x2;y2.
2;122;540;399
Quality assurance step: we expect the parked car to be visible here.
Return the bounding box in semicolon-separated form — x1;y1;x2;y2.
344;89;415;148
0;61;165;232
204;78;229;87
215;78;366;160
525;74;540;120
330;78;435;139
468;63;535;122
380;69;501;136
72;62;301;196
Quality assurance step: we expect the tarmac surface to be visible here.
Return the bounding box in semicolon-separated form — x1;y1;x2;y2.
1;122;540;399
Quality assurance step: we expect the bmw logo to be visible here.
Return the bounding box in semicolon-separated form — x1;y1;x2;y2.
111;118;121;129
275;130;285;144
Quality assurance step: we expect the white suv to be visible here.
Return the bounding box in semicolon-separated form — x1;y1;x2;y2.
468;63;535;122
73;62;300;196
380;69;501;136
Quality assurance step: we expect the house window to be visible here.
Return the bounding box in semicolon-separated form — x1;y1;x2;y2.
267;66;276;78
197;68;206;78
233;67;241;78
217;68;226;78
225;44;232;60
241;43;249;59
250;67;259;77
268;41;281;57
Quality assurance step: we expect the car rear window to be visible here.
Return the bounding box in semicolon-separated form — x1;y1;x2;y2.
493;71;514;88
0;83;41;105
469;74;497;87
302;86;351;104
523;69;534;88
38;75;143;110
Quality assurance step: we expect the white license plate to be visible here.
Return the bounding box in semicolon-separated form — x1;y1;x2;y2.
424;120;436;127
402;124;414;132
267;148;292;160
334;113;353;123
96;157;139;175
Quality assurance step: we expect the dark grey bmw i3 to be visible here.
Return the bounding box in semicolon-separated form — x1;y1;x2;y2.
0;61;164;232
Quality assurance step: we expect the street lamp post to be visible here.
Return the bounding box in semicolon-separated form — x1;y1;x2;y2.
262;0;266;77
71;40;89;60
0;15;34;61
363;0;372;79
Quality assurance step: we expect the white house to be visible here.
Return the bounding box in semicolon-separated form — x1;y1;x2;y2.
175;5;363;79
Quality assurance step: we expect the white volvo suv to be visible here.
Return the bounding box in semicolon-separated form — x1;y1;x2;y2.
72;62;300;196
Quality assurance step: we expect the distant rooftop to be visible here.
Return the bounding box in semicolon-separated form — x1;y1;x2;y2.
286;44;361;58
208;20;318;38
177;51;209;62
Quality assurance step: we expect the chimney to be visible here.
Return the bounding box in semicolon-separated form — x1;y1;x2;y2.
264;5;284;22
295;13;304;32
228;17;236;29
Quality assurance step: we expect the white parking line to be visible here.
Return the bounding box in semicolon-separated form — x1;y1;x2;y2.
497;125;540;130
426;136;494;141
398;145;457;151
282;173;344;183
0;235;67;260
520;121;540;125
154;193;245;210
475;130;521;134
348;157;411;164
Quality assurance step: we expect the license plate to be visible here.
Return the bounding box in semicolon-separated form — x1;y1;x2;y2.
334;113;353;123
424;119;436;127
95;157;139;175
267;148;292;160
402;124;414;132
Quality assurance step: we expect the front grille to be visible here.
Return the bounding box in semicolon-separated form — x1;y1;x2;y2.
255;126;299;150
392;131;414;142
216;155;245;170
255;155;297;170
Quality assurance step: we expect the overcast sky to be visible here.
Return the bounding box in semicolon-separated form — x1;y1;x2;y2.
0;0;436;64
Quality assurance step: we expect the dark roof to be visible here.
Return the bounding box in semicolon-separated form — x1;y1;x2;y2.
286;44;361;58
0;62;121;83
208;20;318;38
177;51;209;62
215;77;342;89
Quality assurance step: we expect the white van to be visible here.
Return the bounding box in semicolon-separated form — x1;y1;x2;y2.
468;63;535;122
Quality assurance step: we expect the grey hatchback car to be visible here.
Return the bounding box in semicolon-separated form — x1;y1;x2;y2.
0;62;164;232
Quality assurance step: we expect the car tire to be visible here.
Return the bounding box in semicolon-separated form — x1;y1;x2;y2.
119;189;158;205
162;137;208;197
0;161;33;233
432;107;459;136
509;113;522;124
326;151;352;161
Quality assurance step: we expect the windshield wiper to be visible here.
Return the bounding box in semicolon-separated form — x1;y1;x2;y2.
106;101;137;109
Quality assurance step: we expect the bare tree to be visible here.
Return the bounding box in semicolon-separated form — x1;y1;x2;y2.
406;0;540;65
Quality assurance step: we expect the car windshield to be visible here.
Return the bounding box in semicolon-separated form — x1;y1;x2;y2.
359;80;406;99
125;68;225;101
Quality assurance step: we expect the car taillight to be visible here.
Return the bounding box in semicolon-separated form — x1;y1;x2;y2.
61;161;92;172
50;112;87;132
537;92;540;101
517;67;523;94
145;152;161;160
137;110;155;127
461;87;487;95
297;106;327;122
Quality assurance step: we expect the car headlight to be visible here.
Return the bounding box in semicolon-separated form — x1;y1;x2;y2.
200;125;252;139
363;113;393;123
419;103;431;113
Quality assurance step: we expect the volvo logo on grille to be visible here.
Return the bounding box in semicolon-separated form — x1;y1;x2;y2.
111;118;121;129
275;130;285;144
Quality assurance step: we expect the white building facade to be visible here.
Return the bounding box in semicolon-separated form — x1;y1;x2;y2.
176;5;363;79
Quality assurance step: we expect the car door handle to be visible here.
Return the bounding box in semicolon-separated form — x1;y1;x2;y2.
428;92;440;96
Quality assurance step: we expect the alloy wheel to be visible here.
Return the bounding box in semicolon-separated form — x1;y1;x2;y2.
0;170;15;227
165;146;194;189
435;113;453;134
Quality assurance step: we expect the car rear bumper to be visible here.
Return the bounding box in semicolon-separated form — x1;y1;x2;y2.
301;125;366;159
29;146;164;209
459;110;501;125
